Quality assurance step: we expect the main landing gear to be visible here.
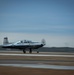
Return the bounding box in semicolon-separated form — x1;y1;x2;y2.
23;50;26;53
37;50;39;53
23;49;32;54
23;49;39;54
29;48;32;53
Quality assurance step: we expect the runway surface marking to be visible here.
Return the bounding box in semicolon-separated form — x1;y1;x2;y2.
0;53;74;57
0;64;74;70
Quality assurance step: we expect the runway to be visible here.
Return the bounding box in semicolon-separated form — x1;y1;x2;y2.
0;64;74;70
0;51;74;70
0;53;74;57
0;59;74;64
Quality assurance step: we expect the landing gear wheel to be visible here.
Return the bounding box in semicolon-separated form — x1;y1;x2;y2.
29;48;32;53
37;51;39;53
23;50;26;53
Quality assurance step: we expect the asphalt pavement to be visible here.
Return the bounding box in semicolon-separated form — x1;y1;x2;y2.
0;50;74;70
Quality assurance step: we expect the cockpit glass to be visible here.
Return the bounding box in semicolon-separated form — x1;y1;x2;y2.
17;40;32;43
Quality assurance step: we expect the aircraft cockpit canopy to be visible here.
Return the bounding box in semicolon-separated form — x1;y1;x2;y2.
20;40;32;43
16;40;32;44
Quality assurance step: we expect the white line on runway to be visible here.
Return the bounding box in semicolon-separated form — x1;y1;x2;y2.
0;64;74;70
0;53;74;57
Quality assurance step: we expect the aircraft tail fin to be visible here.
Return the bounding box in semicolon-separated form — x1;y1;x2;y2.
3;37;9;45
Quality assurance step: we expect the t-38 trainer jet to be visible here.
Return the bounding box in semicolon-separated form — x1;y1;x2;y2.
2;37;46;53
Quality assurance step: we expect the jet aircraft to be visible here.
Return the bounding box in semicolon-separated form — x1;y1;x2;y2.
2;37;46;53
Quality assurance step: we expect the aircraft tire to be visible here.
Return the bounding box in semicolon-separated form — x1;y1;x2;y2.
37;51;39;53
29;48;32;53
23;50;26;53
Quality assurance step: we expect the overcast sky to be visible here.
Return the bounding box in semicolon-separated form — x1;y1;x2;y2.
0;0;74;47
